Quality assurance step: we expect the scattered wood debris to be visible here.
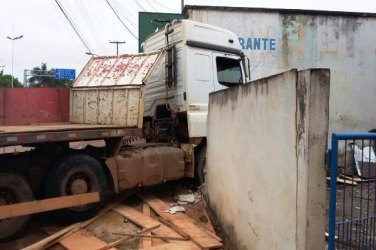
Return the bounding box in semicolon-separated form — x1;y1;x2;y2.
339;174;376;182
139;203;152;249
112;204;200;249
98;225;160;250
138;192;223;249
22;194;130;250
326;176;358;185
327;174;376;186
339;174;363;182
13;186;222;250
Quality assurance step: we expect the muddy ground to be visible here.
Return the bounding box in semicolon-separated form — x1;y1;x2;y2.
0;179;226;250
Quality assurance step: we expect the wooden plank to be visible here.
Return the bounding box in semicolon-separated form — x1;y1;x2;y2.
59;230;115;250
113;205;181;239
113;233;188;241
138;193;223;249
139;203;152;249
0;192;99;220
152;238;166;248
141;242;193;250
197;203;216;234
340;174;362;182
326;177;358;185
98;225;160;250
339;174;376;182
23;195;130;250
158;217;190;240
112;205;200;250
22;223;80;250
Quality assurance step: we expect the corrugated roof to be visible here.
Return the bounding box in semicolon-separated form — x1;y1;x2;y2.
73;51;162;87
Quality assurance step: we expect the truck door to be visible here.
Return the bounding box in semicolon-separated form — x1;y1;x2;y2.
186;48;214;137
187;49;214;107
213;52;244;91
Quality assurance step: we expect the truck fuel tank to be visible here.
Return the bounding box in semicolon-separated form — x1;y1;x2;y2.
110;145;185;191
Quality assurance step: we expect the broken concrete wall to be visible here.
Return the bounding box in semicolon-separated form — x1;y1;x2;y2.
207;69;330;250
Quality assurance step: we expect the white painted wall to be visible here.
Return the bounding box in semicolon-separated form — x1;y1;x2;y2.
207;69;330;250
186;7;376;140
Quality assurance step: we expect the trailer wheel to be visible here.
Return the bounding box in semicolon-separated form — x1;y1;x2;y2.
0;173;33;242
45;154;107;221
195;145;207;184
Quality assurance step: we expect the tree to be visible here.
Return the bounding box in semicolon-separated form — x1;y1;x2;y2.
28;63;73;87
0;70;23;88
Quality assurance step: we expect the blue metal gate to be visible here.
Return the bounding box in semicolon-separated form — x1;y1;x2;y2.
329;133;376;250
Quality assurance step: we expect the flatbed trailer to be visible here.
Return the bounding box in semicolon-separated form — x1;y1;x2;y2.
0;124;142;242
0;51;162;242
0;123;141;147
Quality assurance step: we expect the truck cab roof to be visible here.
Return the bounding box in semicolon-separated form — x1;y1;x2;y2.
144;19;243;55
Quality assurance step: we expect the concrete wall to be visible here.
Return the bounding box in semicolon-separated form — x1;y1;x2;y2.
207;69;330;250
186;7;376;140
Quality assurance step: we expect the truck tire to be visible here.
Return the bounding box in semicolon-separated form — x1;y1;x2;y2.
0;173;33;242
44;154;107;221
195;145;207;184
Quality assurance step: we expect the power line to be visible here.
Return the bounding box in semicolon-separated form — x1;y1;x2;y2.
114;0;137;20
77;0;108;52
49;0;83;52
144;0;157;11
112;0;137;28
151;0;176;12
54;0;93;53
105;0;138;40
133;0;147;11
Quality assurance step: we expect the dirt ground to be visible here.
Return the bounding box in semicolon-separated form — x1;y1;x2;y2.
0;179;225;250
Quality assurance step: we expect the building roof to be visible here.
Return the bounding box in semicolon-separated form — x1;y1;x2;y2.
183;5;376;18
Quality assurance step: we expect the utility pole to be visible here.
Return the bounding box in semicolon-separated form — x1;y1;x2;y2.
6;26;23;88
109;40;125;56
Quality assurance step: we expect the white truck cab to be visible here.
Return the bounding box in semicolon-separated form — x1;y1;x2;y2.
143;19;249;143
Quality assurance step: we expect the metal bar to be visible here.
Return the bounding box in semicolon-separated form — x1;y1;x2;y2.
329;133;339;250
356;139;365;249
342;140;348;250
365;142;372;248
372;158;376;249
349;139;355;249
0;127;142;147
332;133;376;140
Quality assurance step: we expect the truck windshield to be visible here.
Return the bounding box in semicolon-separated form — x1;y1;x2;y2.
216;57;243;87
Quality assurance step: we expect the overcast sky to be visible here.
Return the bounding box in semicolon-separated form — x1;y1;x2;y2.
1;0;376;83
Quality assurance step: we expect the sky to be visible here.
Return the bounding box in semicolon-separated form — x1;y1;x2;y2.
0;0;376;84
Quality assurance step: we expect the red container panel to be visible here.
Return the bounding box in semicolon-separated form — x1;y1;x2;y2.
0;88;69;125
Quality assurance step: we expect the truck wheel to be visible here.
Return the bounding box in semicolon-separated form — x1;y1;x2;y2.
195;145;207;184
0;173;33;242
44;154;107;221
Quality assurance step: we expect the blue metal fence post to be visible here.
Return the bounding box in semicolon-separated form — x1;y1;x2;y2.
328;133;339;250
